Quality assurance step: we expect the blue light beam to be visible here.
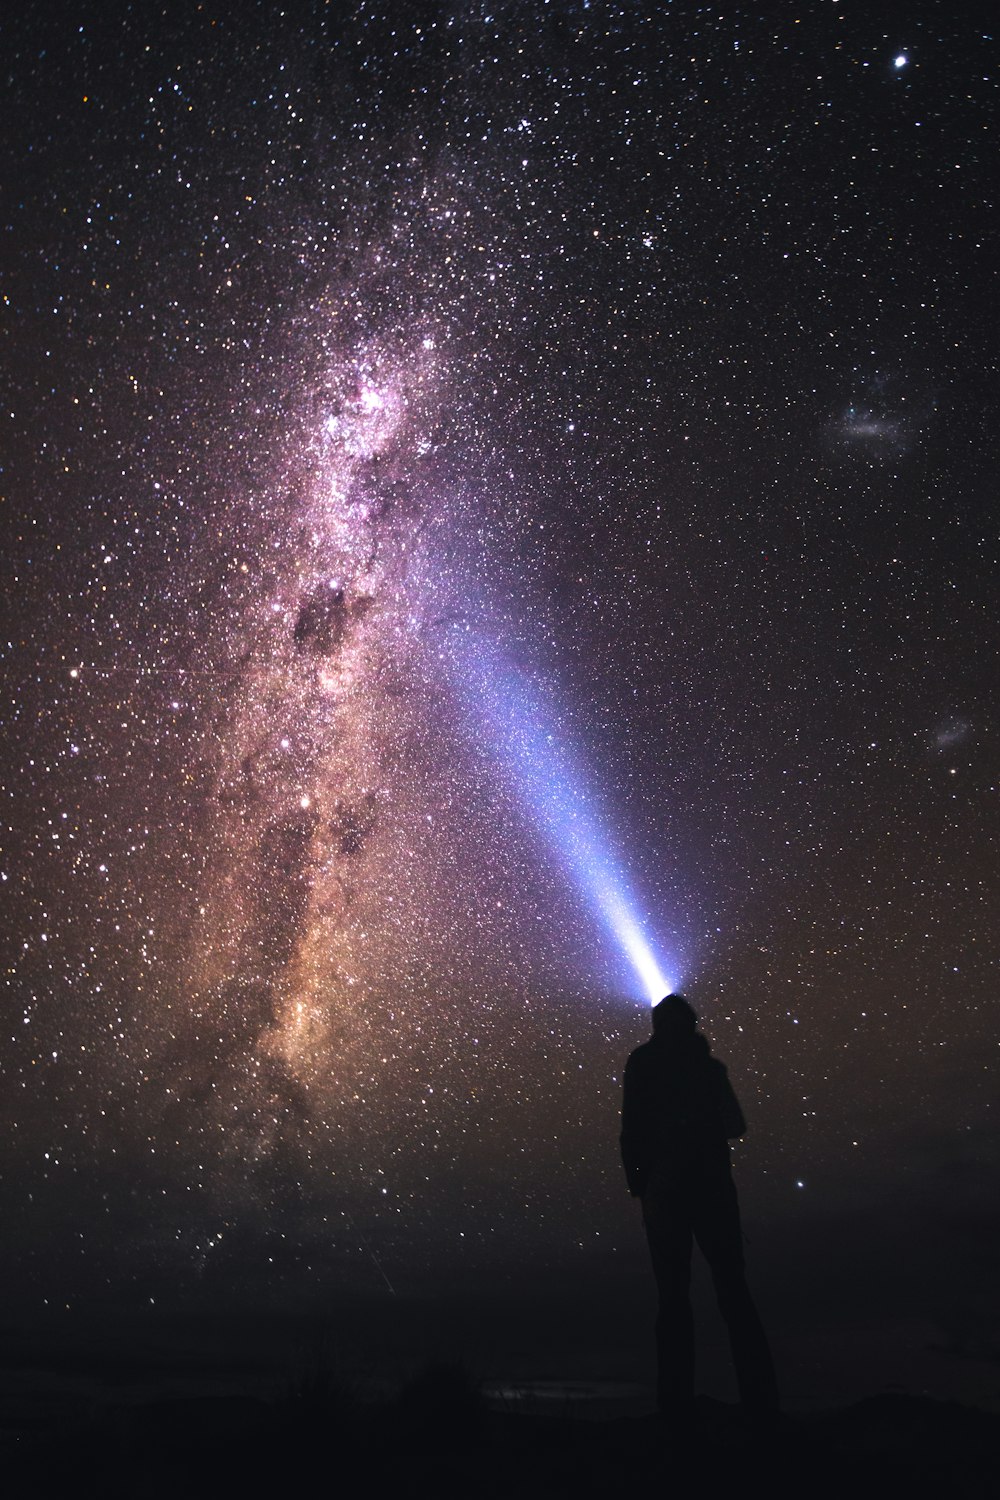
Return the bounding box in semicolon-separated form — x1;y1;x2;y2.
445;627;675;1003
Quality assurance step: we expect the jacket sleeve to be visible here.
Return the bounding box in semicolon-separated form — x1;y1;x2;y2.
716;1062;747;1139
619;1054;647;1197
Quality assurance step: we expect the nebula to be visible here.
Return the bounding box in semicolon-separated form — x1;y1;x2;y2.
144;338;461;1194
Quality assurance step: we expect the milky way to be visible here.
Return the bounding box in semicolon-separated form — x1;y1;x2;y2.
3;3;998;1344
189;347;446;1129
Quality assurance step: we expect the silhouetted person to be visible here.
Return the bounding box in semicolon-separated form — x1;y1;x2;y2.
621;994;778;1424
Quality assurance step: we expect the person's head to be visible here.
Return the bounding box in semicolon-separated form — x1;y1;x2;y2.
650;993;698;1039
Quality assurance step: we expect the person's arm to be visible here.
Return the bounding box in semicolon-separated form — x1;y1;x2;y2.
620;1054;647;1196
716;1062;747;1139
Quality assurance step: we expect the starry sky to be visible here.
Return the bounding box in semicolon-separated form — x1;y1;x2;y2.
2;1;997;1387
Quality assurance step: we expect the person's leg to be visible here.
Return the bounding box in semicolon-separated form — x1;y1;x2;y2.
693;1170;779;1415
642;1174;695;1416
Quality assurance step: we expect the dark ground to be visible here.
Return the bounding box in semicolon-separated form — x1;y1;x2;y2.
2;1252;996;1496
3;1378;997;1499
1;1317;996;1499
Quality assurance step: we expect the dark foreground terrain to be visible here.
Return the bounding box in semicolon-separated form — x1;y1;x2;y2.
2;1364;996;1499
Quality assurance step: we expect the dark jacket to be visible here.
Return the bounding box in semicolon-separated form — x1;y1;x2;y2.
620;1032;747;1197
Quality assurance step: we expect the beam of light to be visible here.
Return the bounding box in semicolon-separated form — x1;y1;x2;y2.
444;625;676;1003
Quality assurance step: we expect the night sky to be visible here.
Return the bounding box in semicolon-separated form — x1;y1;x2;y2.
2;1;997;1397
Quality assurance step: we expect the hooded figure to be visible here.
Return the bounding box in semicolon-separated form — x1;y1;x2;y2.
621;995;778;1423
